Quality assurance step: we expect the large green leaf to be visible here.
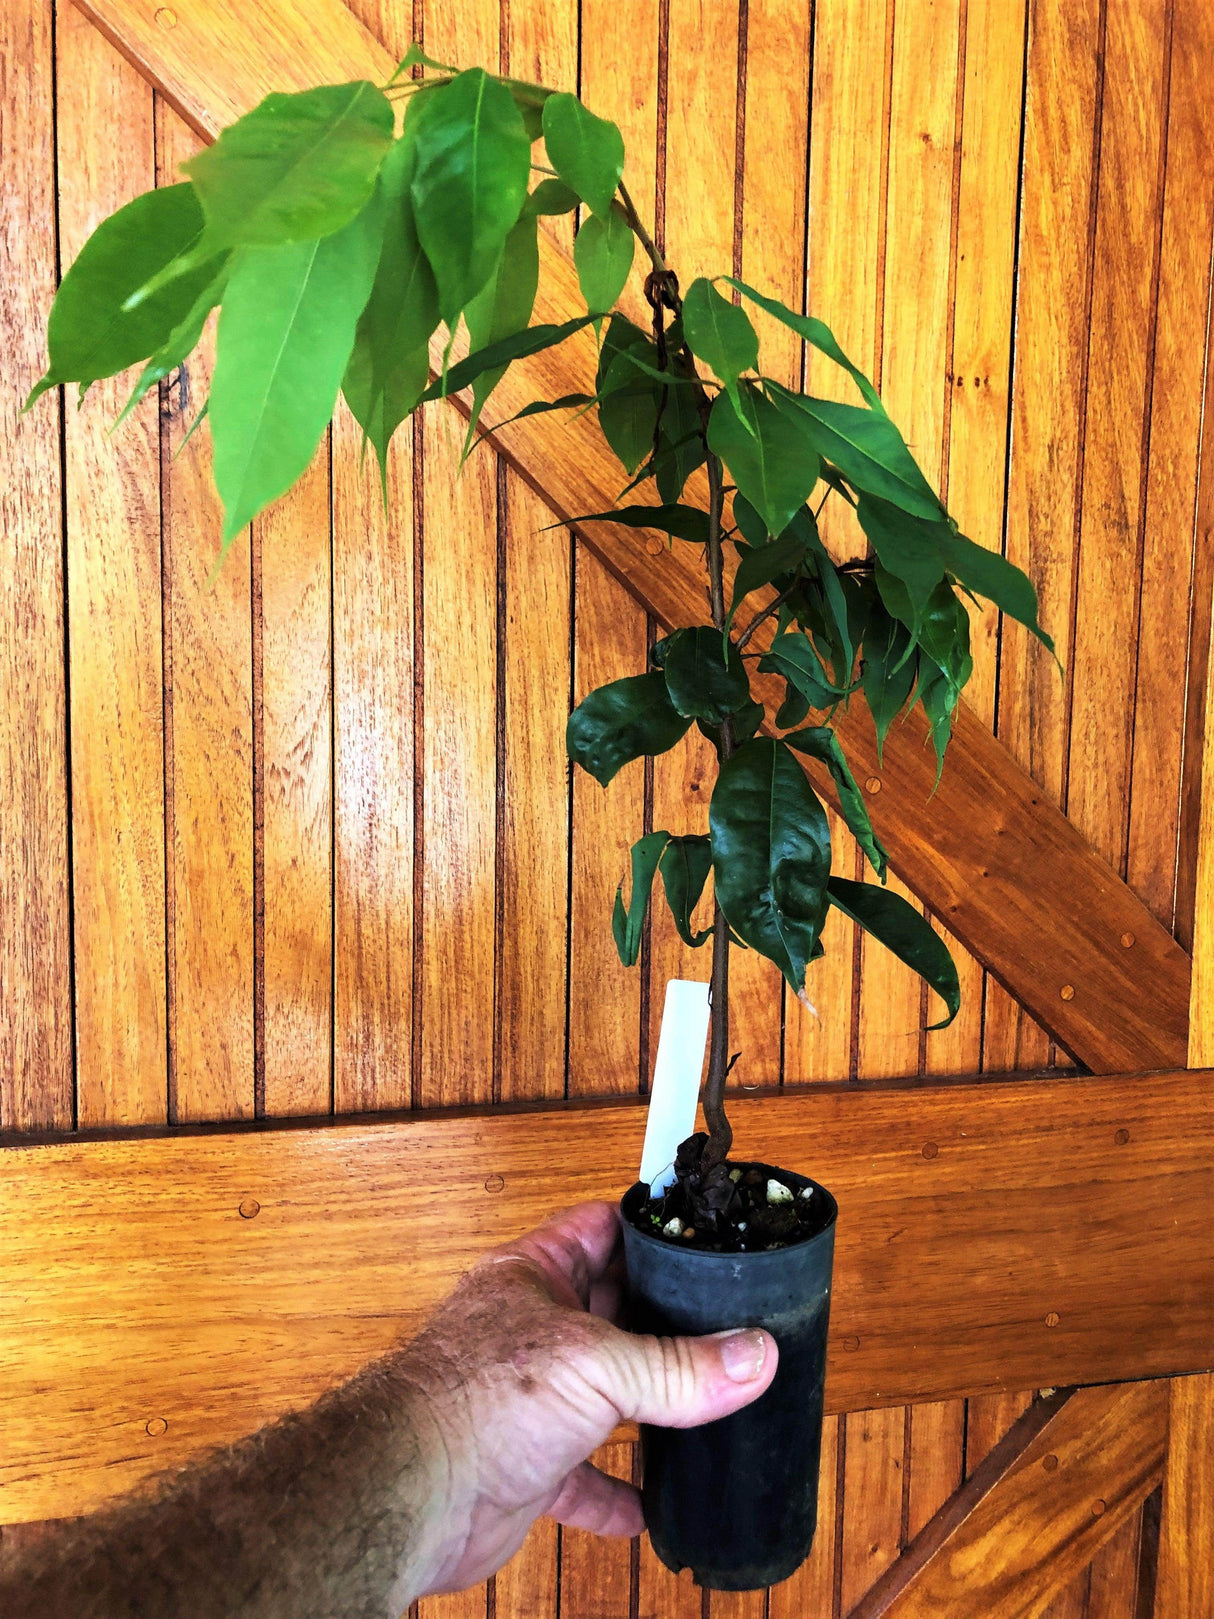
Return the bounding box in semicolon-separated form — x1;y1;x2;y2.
117;260;230;427
758;631;837;709
783;727;888;878
857;493;950;628
613;831;671;966
769;382;942;520
342;135;439;479
574;208;635;315
566;673;693;786
683;277;758;413
722;277;884;411
26;184;224;407
541;92;625;217
658;835;714;948
860;602;917;760
915;581;973;696
707;384;820;538
184;82;394;251
210;192;384;544
596;315;661;475
661;627;751;723
409;67;531;322
935;527;1055;654
462;208;540;442
417;313;601;402
710;738;833;991
827;876;960;1027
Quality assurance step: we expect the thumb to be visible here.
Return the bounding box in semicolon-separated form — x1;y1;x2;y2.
591;1323;778;1429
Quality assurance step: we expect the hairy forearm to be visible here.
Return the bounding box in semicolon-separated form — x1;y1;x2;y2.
0;1348;452;1619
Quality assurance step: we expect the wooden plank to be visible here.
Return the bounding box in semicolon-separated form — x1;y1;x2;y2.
4;1066;1213;1523
850;1381;1168;1619
494;1518;558;1619
766;1413;840;1619
74;0;1194;1077
1085;1512;1142;1619
559;1441;634;1619
840;1406;906;1613
0;0;72;1132
1155;1376;1214;1619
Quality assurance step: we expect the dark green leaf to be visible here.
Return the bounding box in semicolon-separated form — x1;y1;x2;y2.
726;527;811;629
934;528;1055;654
915;657;960;784
916;581;973;696
417;313;601;402
462;208;540;442
574;208;635;314
775;683;811;729
116;259;229;428
595;316;660;474
566;672;693;785
857;493;949;630
562;503;710;545
682;277;758;413
731;491;768;547
707;384;820;538
26;184;224;408
410;67;531;322
613;830;671;966
524;177;581;215
769;381;941;521
783;727;888;878
654;385;706;503
758;631;837;709
210;191;384;544
183;82;394;252
342;135;440;479
662;627;751;722
827;875;960;1027
860;602;917;760
657;835;713;949
710;738;833;991
722;277;884;411
541;92;625;217
491;392;595;430
697;697;766;758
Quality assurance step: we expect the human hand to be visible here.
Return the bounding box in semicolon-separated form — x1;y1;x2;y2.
403;1200;778;1597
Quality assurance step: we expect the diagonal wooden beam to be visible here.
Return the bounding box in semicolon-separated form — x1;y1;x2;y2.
73;0;1191;1075
3;1065;1214;1524
849;1381;1169;1617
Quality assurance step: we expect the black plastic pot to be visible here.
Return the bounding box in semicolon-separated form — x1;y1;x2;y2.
620;1166;837;1591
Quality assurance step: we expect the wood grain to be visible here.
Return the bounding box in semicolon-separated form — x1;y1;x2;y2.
851;1382;1168;1619
1155;1373;1214;1619
559;1441;634;1619
74;0;1194;1078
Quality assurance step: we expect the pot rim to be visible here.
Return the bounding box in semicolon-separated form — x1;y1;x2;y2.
620;1161;838;1261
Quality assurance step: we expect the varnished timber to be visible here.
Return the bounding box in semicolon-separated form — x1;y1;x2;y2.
73;0;1191;1076
3;1066;1214;1523
1156;1374;1214;1618
850;1382;1168;1618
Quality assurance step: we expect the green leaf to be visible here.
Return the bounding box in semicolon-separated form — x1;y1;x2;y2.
115;259;229;428
861;603;917;760
654;384;706;503
661;627;751;722
827;875;959;1027
697;696;766;759
566;672;693;786
524;177;581;216
410;67;531;322
682;278;758;413
541;92;625;217
784;727;888;878
563;503;710;545
768;382;941;521
857;493;949;630
574;208;635;315
462;208;540;442
657;835;713;948
710;738;833;991
388;43;458;83
934;528;1055;654
726;527;811;629
210;191;384;544
916;581;973;696
915;657;960;784
707;384;820;539
613;831;671;966
417;313;601;403
775;683;811;730
26;184;224;408
596;315;660;475
342;134;440;479
758;632;837;710
183;82;394;252
722;277;884;411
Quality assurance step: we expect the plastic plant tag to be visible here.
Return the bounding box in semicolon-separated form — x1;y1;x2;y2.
639;979;712;1194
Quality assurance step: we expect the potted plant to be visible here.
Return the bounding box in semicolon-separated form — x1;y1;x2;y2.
28;53;1053;1592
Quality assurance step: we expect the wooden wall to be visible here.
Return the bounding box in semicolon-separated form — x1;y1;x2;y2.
2;0;1212;1613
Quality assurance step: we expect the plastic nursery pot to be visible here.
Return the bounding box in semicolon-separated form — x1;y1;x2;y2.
620;1166;837;1592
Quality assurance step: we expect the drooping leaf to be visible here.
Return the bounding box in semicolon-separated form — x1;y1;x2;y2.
26;184;225;408
566;672;693;786
409;67;531;322
783;726;888;878
768;381;941;521
210;191;384;544
915;656;960;784
758;631;837;710
934;527;1055;654
116;259;229;427
726;527;811;629
661;627;751;722
657;835;714;948
682;277;759;414
541;92;625;217
775;682;811;730
613;830;672;966
524;176;581;215
722;277;885;411
417;313;601;402
860;602;917;760
915;580;973;696
654;384;706;503
342;134;440;478
596;315;661;475
707;384;820;539
574;208;635;315
827;875;960;1027
857;493;950;630
710;738;833;990
462;207;540;443
731;491;768;547
183;82;394;253
490;392;596;431
562;503;710;545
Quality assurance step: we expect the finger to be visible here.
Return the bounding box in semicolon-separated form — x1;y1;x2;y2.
504;1202;623;1308
588;1269;622;1324
586;1323;779;1429
546;1461;644;1538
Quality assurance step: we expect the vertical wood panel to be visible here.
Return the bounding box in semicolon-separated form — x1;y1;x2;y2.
1086;1512;1142;1619
767;1413;840;1619
560;1441;635;1619
494;1517;558;1619
839;1406;905;1613
1156;1373;1214;1619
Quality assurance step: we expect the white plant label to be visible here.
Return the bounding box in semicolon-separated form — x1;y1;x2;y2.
639;979;712;1194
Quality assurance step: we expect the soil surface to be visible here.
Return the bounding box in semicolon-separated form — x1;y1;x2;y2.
626;1132;830;1252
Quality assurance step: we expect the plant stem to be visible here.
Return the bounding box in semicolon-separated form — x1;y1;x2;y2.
736;577;801;652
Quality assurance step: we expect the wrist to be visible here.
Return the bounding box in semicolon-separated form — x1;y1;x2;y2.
381;1346;465;1607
